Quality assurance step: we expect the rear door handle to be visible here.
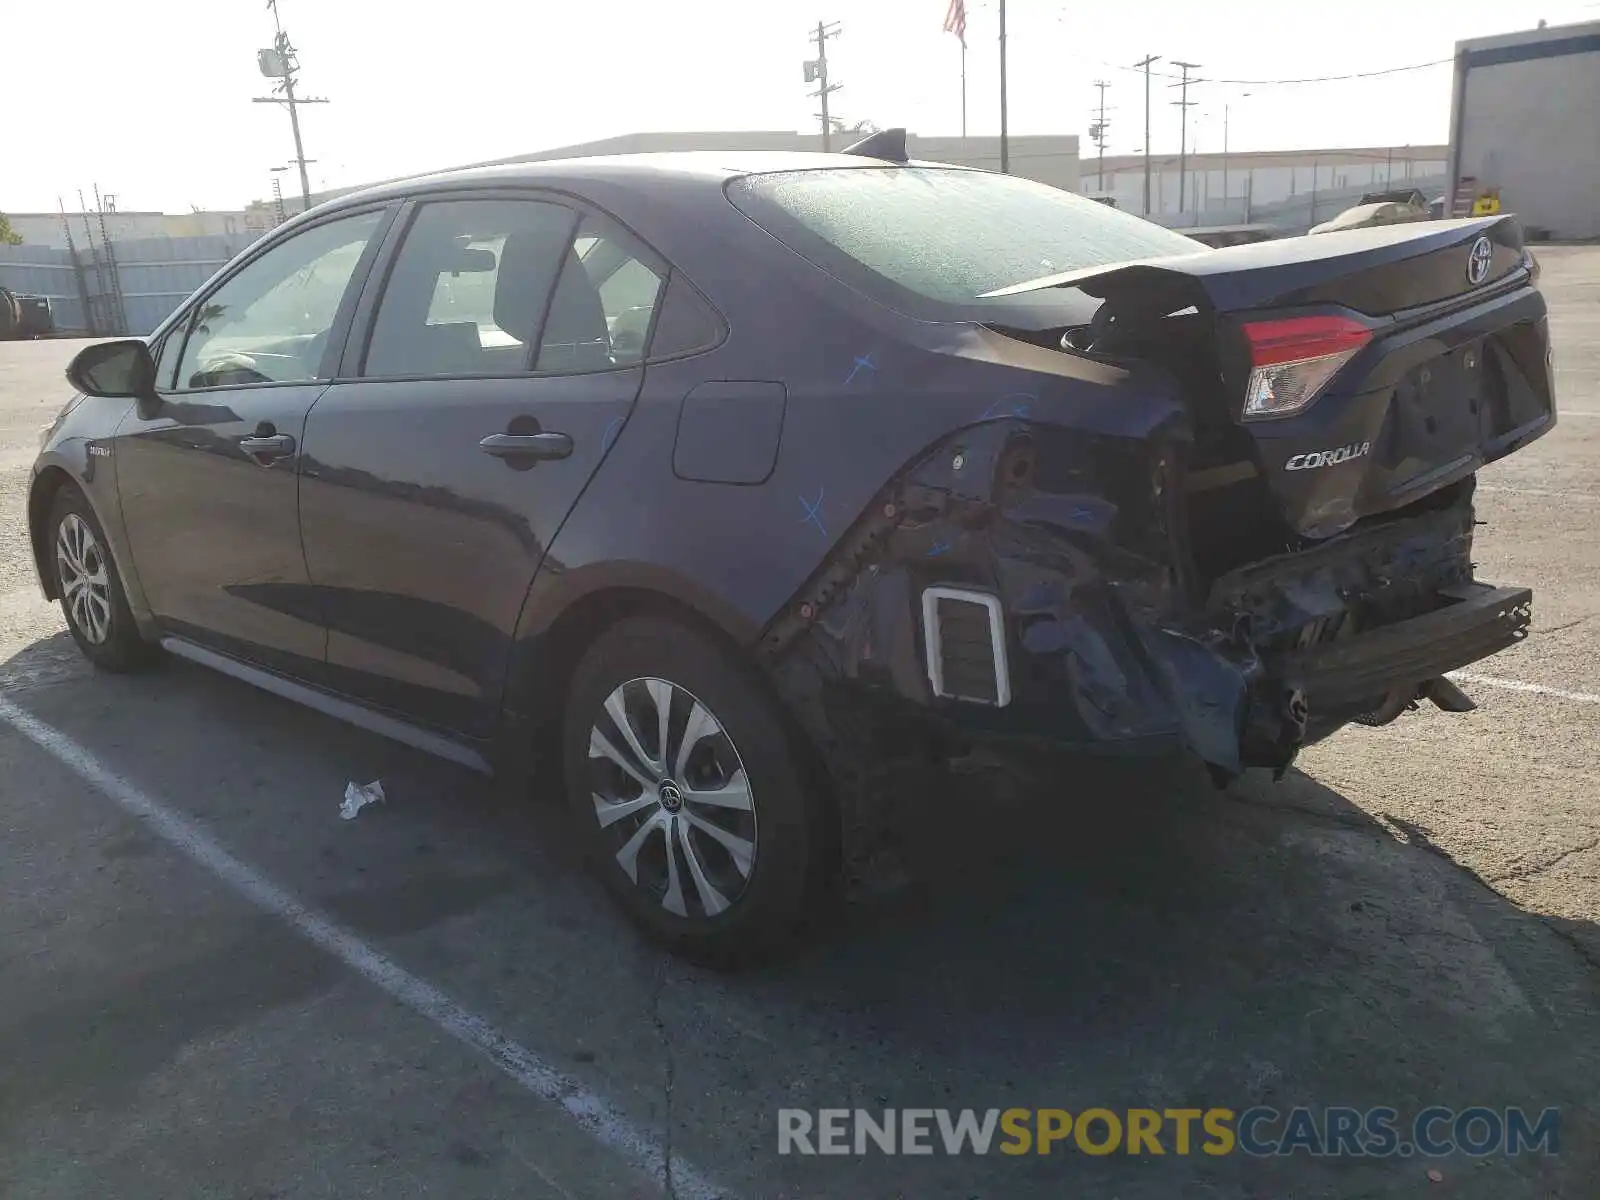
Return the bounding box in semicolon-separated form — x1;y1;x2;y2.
479;431;574;461
239;433;296;459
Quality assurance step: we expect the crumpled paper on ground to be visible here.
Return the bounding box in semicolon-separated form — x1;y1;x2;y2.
340;779;385;820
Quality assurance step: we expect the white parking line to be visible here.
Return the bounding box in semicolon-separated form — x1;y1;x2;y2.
1477;485;1600;502
1449;671;1600;706
0;695;732;1200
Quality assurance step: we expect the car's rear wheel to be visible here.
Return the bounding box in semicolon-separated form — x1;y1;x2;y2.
48;485;159;672
562;615;828;965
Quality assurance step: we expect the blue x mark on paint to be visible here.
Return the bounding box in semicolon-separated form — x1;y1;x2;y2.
979;392;1036;421
926;539;953;557
799;487;829;538
844;352;878;386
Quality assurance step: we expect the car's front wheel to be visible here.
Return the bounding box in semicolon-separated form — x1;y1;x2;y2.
562;615;830;964
48;485;159;672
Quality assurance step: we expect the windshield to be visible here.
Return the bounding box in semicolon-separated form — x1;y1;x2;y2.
726;166;1204;326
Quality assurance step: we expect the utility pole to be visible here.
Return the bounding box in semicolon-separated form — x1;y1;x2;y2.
1222;104;1229;207
1222;92;1248;210
1089;80;1111;192
998;0;1009;173
805;21;842;152
1169;61;1202;215
253;1;328;212
1133;55;1160;215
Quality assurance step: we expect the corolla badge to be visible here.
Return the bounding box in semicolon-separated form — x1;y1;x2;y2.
1466;235;1493;286
1285;441;1372;471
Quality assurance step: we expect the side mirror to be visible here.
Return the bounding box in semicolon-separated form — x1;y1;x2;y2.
66;339;157;401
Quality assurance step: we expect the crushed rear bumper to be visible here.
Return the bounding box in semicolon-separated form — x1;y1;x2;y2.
1288;582;1530;709
761;419;1531;881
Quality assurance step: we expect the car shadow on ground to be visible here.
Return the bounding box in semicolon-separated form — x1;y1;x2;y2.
3;633;1595;1199
719;754;1599;1197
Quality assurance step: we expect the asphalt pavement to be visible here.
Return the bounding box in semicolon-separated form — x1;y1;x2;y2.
2;248;1597;1198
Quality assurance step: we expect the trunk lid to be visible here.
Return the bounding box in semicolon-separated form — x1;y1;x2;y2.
989;214;1527;315
992;215;1555;544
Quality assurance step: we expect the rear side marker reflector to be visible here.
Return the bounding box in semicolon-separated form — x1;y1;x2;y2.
1241;315;1372;419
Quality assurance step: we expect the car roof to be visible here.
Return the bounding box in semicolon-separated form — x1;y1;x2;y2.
322;150;967;211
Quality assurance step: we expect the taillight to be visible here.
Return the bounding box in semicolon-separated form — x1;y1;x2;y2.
1240;315;1372;419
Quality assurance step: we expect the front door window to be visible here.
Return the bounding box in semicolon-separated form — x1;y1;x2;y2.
173;210;384;389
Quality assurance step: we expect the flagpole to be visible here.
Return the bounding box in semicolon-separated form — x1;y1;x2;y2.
960;38;968;139
998;0;1009;173
944;1;969;141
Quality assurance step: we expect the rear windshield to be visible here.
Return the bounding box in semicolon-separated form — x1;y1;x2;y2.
726;166;1204;326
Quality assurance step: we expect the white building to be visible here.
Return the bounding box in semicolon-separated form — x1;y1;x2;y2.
1447;19;1600;238
1083;146;1449;226
3;208;248;250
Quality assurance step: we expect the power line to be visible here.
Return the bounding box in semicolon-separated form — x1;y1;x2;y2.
1104;54;1452;86
1038;5;1450;85
1199;57;1454;85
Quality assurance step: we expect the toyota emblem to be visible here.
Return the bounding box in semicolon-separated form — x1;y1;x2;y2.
1466;235;1493;286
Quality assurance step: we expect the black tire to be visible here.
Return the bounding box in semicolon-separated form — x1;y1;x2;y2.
47;485;160;672
562;615;830;965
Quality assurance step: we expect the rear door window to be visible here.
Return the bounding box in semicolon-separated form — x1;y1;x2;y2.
648;272;724;359
536;217;665;372
362;199;576;377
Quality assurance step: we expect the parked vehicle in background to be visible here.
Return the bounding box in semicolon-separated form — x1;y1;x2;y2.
1310;194;1434;235
1184;223;1280;248
27;131;1554;961
0;288;54;340
1359;188;1431;208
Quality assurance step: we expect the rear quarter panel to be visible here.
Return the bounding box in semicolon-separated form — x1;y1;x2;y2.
512;196;1185;684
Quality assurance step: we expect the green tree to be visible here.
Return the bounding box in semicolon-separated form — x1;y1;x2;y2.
0;212;21;245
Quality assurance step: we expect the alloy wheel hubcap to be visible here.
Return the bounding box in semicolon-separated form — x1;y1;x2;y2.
657;781;684;813
588;676;757;919
55;513;112;646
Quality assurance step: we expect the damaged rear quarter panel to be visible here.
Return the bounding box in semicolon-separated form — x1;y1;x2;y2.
535;240;1484;871
534;254;1209;763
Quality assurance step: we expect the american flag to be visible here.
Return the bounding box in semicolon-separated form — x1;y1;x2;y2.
942;0;966;45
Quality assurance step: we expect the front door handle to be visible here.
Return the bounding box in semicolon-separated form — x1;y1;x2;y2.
479;431;574;461
239;433;296;459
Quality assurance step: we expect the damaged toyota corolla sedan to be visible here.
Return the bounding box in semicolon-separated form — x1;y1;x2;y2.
29;132;1553;960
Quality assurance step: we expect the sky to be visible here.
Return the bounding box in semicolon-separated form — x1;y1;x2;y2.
7;0;1598;215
